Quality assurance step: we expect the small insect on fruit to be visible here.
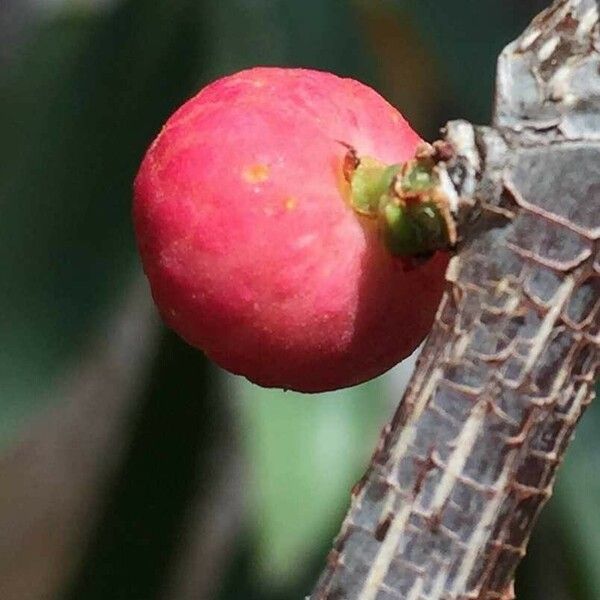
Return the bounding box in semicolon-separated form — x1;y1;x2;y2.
133;67;452;392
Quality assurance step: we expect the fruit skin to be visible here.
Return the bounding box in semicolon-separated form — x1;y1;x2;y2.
133;67;448;392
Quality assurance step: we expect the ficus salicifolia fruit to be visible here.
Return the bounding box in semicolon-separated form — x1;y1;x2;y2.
133;67;452;392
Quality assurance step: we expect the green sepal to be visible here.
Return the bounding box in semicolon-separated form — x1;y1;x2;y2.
350;158;400;216
380;198;449;257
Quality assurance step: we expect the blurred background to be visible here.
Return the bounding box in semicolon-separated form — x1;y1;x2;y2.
1;1;599;599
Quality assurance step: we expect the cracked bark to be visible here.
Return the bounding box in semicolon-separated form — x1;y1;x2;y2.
309;1;600;598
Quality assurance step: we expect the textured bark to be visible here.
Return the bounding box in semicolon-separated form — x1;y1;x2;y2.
309;1;600;598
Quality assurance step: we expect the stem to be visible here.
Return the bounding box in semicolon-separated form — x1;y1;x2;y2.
310;1;600;597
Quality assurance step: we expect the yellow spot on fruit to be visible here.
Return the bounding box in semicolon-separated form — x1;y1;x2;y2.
243;163;270;183
284;196;297;211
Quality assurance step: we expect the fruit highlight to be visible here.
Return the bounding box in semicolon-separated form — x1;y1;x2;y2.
133;67;449;392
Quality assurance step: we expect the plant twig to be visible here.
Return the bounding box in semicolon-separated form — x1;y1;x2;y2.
309;1;600;597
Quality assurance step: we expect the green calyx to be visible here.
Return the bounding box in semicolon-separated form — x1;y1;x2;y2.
346;150;454;257
380;198;449;256
349;157;401;215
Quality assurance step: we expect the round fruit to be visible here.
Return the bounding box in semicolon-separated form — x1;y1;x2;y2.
133;67;447;392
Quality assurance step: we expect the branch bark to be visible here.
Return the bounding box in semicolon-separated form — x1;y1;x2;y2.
309;1;600;598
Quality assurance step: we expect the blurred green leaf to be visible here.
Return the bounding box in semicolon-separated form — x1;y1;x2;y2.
397;0;549;124
203;0;374;83
551;395;600;597
235;377;391;590
0;0;208;443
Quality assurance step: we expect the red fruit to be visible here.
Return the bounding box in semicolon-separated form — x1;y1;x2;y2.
133;67;447;392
